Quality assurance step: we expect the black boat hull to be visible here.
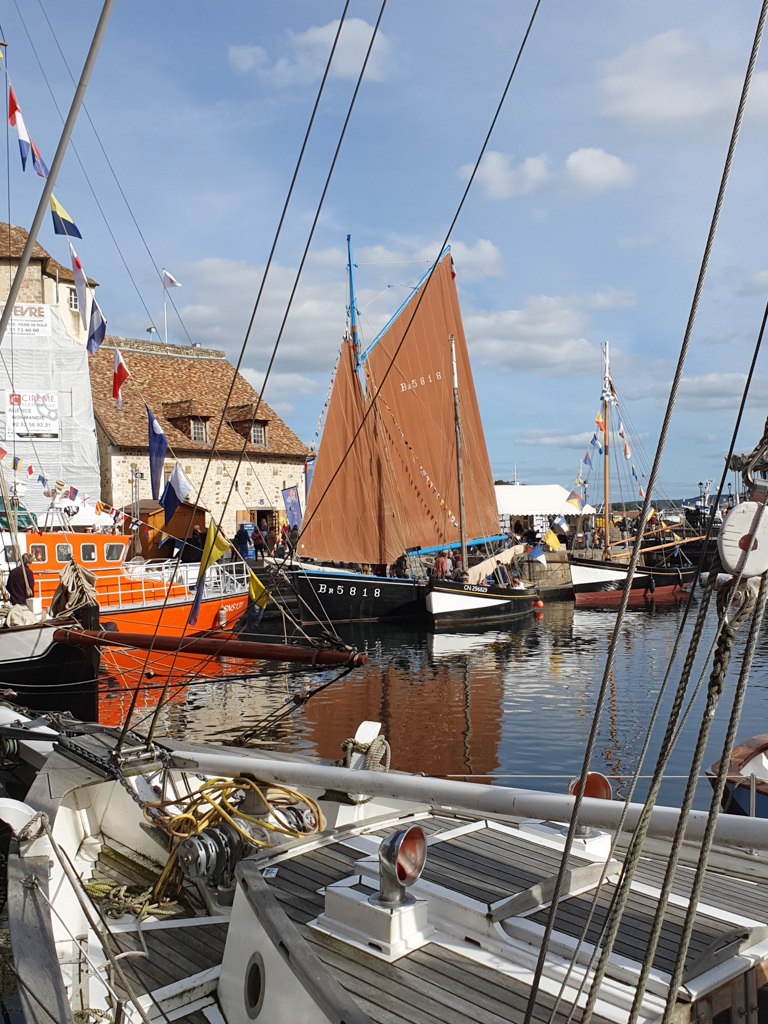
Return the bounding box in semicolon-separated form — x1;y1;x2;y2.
426;579;538;626
295;570;427;624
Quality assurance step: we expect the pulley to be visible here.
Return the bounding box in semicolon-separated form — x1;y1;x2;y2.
177;822;240;886
717;502;768;577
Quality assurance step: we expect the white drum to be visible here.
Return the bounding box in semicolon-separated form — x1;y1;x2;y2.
717;501;768;576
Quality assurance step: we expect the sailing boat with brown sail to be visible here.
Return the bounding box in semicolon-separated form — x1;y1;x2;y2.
295;243;537;625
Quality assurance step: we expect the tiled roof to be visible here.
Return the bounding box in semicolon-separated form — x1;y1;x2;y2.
0;221;97;285
90;340;308;458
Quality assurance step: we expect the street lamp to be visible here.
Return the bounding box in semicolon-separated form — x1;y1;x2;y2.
147;326;158;342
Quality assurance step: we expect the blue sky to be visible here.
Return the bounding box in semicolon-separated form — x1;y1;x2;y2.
4;1;768;500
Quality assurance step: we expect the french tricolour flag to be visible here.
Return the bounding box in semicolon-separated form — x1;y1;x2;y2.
8;87;30;170
113;349;130;410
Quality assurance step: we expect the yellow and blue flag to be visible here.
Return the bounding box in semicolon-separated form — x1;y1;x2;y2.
50;195;81;238
188;522;230;626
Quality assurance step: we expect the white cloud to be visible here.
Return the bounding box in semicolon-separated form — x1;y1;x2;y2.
461;148;633;199
425;239;503;282
515;430;593;449
585;287;637;310
241;369;321;417
465;295;599;377
563;148;635;193
740;270;768;295
459;152;550;199
599;30;768;129
229;18;392;86
625;372;768;410
228;45;268;74
618;235;657;250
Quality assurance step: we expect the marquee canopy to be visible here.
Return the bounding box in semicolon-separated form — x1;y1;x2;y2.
495;484;596;518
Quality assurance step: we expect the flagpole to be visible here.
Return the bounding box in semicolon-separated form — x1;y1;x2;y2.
603;341;611;561
0;0;115;349
163;283;167;344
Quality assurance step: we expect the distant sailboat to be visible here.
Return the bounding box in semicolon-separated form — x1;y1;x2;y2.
296;242;536;625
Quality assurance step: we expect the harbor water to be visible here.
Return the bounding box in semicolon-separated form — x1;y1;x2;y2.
101;596;768;811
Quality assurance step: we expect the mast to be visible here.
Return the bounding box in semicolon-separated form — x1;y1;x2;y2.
451;335;468;573
347;234;360;366
603;341;611;560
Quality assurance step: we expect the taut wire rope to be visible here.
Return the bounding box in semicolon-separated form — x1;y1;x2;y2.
525;3;768;1022
115;0;354;753
295;0;543;547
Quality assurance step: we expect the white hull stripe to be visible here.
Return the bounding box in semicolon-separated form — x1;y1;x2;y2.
426;591;512;615
570;565;648;587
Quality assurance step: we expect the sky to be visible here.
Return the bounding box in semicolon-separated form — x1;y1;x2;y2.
4;1;768;502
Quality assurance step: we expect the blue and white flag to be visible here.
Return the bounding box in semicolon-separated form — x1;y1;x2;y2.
160;463;193;526
87;300;107;354
553;514;569;533
527;543;547;565
147;406;168;500
590;433;603;455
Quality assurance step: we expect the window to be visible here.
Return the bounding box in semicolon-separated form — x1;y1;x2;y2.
191;418;207;443
80;543;97;563
3;546;17;565
68;287;79;312
56;543;73;563
29;544;47;564
251;422;267;446
105;543;125;562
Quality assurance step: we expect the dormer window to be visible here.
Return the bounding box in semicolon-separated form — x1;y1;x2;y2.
191;418;208;443
251;422;267;446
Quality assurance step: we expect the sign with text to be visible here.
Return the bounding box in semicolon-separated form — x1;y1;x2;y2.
0;303;51;338
6;391;60;439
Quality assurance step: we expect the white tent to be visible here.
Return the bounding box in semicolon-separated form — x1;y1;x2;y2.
495;484;596;518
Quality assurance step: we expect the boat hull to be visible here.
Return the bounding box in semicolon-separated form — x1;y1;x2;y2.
426;578;537;626
569;558;694;608
295;570;426;624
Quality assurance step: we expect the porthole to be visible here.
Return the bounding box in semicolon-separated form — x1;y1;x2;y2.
244;951;265;1018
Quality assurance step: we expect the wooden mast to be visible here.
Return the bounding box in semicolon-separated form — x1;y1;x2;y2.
603;341;611;561
451;334;468;573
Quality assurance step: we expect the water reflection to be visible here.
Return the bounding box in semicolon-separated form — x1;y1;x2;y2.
102;598;768;811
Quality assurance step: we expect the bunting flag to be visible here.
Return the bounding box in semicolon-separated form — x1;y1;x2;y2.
631;463;638;480
68;487;78;501
188;523;230;626
11;457;21;472
82;495;90;507
566;490;585;511
26;464;33;477
95;501;105;515
160;463;193;525
55;479;66;494
619;422;626;439
29;139;48;179
553;514;569;533
0;447;7;462
69;242;88;331
113;349;130;410
527;543;547;565
7;86;30;170
583;450;592;468
590;433;603;455
595;411;606;433
623;442;632;461
37;475;46;486
147;406;168;500
450;256;456;280
87;300;107;355
639;487;646;498
50;195;81;238
542;528;561;552
162;269;182;289
249;570;269;609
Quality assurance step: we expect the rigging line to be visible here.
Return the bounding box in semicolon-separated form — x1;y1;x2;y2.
213;2;388;545
566;226;768;1024
528;2;768;1020
355;260;434;265
34;0;189;342
11;0;160;334
298;0;543;543
129;2;357;750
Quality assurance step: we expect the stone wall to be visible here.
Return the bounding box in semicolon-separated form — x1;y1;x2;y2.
103;445;305;537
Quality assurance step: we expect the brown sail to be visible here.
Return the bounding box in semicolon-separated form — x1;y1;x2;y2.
299;251;499;564
297;339;407;565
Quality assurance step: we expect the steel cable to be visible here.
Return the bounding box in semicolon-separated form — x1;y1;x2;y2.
526;3;768;1021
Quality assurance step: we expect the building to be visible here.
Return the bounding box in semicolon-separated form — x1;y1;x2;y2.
0;223;101;517
89;337;308;537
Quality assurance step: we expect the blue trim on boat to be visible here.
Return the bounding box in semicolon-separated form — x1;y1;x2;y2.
359;246;451;364
408;534;507;556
